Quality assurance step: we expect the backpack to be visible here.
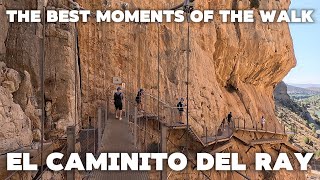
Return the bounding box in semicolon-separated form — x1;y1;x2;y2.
114;92;122;104
136;91;142;101
177;102;183;111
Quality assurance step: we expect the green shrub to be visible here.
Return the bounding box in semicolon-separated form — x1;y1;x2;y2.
316;150;320;158
309;123;315;129
312;127;316;133
304;137;310;144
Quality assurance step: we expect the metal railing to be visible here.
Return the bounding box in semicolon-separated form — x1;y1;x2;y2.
126;92;296;147
3;104;107;180
233;117;296;135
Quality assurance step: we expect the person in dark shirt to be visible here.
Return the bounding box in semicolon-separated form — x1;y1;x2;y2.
114;87;124;120
177;98;186;124
227;112;233;126
135;89;144;112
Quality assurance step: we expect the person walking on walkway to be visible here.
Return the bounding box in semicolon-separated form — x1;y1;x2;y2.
261;116;266;130
227;112;233;126
177;98;186;124
222;118;226;130
136;89;144;112
114;87;124;120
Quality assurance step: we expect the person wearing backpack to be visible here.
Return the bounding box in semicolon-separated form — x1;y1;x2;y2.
135;89;144;112
177;98;186;124
114;87;124;120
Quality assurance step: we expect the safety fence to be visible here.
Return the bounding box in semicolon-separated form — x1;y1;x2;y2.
3;105;107;180
309;159;320;175
125;95;212;179
126;92;296;148
233;117;297;135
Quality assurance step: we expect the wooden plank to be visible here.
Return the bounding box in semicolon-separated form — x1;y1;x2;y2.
233;133;250;146
283;142;303;153
210;141;234;154
250;139;285;146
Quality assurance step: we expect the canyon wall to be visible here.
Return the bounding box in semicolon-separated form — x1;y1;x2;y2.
0;0;80;146
1;0;295;138
0;0;302;179
77;0;295;136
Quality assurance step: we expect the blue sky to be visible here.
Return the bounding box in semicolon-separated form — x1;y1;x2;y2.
284;0;320;84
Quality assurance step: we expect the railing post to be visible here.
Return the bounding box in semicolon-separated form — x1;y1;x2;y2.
205;127;208;144
237;119;239;129
127;100;130;123
244;119;246;129
134;106;137;148
265;122;267;132
256;122;258;131
105;100;108;123
227;123;230;135
67;126;75;180
160;124;167;180
97;107;102;148
105;100;108;129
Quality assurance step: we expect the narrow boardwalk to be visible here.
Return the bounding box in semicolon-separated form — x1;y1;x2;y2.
89;117;149;180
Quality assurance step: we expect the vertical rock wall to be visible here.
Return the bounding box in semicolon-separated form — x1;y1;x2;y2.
77;0;295;136
0;0;80;152
0;62;33;153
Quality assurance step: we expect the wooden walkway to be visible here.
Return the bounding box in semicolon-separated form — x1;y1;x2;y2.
89;117;148;180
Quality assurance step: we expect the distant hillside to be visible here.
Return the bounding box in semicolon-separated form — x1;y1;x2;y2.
274;82;320;155
308;87;320;92
289;84;320;88
287;84;320;95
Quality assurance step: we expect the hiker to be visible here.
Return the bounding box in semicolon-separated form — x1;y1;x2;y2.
227;112;233;126
114;87;124;120
88;117;93;128
222;118;226;129
261;116;266;130
135;89;144;112
177;98;186;124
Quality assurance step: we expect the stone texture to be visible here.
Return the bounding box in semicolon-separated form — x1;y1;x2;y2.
0;0;305;179
2;0;80;138
0;62;32;153
274;81;291;102
14;71;41;130
77;0;295;135
0;4;8;56
76;0;302;179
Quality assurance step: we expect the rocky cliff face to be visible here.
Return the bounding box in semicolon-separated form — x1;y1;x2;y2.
0;62;33;153
0;0;303;179
0;0;295;137
77;0;301;179
0;0;80;143
77;0;295;135
274;81;291;103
